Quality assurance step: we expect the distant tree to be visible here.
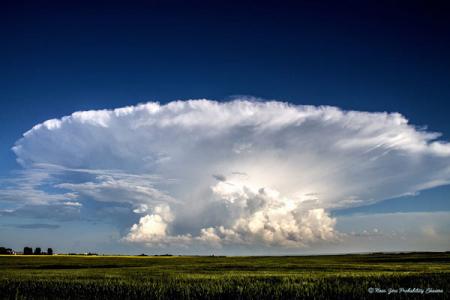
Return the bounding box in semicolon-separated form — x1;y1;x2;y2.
0;247;15;255
47;248;53;255
34;247;41;255
24;247;33;255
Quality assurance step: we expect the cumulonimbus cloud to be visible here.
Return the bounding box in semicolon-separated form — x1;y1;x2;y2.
9;99;450;247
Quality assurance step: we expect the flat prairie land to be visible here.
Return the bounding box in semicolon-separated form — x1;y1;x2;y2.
0;252;449;299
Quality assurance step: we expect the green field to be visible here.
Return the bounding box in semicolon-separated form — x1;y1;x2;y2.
0;252;449;299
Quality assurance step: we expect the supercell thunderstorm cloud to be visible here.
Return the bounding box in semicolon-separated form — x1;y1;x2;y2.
9;99;450;248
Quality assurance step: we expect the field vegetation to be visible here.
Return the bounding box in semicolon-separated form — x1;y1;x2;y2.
0;252;449;299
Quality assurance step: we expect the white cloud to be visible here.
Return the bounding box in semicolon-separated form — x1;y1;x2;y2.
5;99;450;248
0;169;78;208
124;204;174;243
63;201;82;207
55;174;177;207
206;180;337;247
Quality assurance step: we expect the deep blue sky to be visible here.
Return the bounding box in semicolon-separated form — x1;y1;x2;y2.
1;0;450;248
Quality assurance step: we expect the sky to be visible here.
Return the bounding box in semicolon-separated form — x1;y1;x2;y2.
1;0;450;255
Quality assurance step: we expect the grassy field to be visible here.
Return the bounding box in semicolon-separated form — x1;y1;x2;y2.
0;252;449;299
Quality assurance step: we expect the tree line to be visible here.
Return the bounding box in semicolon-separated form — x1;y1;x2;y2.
23;247;53;255
0;247;15;255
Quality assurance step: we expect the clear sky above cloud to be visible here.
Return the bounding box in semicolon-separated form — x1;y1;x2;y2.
1;0;450;253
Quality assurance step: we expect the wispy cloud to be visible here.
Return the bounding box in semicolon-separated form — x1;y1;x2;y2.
13;223;61;230
336;211;450;251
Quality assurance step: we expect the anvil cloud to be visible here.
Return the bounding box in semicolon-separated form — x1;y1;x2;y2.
9;99;450;247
